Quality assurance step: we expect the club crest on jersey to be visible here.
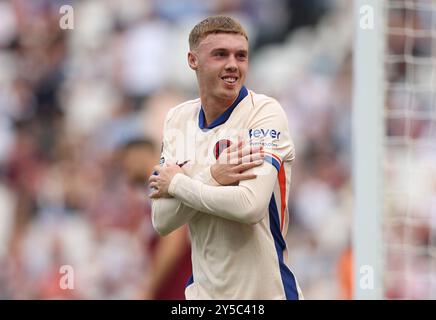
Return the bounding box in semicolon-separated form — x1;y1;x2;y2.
213;139;232;159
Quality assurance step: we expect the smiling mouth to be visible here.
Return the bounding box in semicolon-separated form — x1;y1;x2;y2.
221;76;238;84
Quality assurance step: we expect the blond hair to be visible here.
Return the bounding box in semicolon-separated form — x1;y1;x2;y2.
189;16;248;50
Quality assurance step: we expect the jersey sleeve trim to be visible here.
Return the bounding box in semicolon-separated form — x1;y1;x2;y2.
263;152;282;172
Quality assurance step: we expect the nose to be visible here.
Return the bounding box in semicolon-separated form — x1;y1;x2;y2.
224;55;238;72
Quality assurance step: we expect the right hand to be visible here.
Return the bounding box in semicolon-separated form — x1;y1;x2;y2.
210;141;264;186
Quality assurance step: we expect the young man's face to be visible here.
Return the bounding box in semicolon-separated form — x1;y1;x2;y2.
189;33;248;104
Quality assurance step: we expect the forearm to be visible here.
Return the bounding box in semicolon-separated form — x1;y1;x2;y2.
168;165;277;224
192;165;220;186
151;166;217;235
152;198;195;236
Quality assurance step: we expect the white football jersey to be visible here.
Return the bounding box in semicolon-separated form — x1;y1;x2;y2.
152;86;303;300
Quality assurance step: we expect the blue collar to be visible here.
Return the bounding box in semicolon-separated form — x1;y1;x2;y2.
198;86;248;130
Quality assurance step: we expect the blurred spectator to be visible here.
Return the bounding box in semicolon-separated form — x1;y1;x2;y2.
337;245;352;300
119;139;192;300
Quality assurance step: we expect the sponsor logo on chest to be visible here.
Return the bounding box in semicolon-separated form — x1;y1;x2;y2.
248;128;281;139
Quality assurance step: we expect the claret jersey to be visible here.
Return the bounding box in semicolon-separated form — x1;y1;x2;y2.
152;86;303;300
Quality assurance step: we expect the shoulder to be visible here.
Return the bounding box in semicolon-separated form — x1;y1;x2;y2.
164;98;200;128
247;90;287;122
247;90;295;162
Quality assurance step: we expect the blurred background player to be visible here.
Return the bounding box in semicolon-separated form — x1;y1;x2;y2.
119;139;192;300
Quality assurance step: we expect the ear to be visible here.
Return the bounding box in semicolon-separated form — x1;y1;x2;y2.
188;51;198;70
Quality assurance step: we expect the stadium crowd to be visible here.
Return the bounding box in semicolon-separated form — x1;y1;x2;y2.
0;0;361;299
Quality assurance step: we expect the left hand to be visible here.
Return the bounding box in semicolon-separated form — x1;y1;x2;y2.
148;162;183;199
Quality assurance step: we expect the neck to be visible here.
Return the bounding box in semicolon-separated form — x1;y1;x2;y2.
200;93;238;127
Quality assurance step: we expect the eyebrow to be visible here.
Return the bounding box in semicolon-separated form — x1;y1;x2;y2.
211;48;248;55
